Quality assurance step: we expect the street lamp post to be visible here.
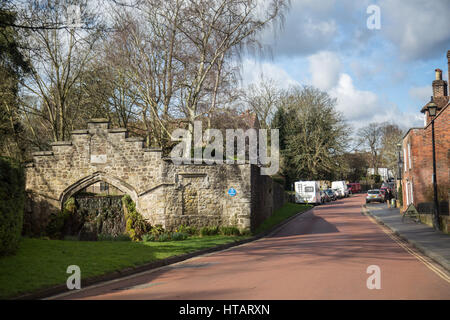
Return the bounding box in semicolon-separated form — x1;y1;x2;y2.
396;143;403;200
426;99;440;231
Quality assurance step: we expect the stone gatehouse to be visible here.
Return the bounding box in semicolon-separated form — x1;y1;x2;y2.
25;119;285;234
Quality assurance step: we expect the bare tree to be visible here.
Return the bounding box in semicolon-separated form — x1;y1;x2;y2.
358;122;383;176
107;0;288;148
243;76;282;129
358;122;404;180
17;0;105;142
380;123;404;176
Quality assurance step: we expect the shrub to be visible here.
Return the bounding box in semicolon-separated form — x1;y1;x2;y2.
45;197;75;239
63;235;78;241
122;195;152;241
171;232;188;241
200;226;219;236
141;233;155;242
158;233;171;242
45;212;67;239
219;226;240;236
176;225;198;235
98;233;131;241
114;234;131;241
97;233;114;241
0;157;25;256
150;224;165;236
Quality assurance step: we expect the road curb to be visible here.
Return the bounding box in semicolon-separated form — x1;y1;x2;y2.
14;205;313;300
362;205;450;273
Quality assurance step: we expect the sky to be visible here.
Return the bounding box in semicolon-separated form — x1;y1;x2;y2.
240;0;450;131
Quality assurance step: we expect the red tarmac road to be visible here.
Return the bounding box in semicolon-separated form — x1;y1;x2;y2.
53;194;450;300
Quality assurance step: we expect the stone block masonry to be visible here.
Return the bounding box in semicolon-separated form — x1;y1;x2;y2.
25;119;285;233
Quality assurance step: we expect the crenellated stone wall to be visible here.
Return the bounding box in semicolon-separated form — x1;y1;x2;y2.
25;119;284;233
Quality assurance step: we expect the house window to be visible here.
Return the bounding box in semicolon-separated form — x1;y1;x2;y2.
407;143;412;169
405;181;410;205
403;148;407;172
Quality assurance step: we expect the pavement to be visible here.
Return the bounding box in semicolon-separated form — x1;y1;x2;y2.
363;202;450;272
49;194;450;300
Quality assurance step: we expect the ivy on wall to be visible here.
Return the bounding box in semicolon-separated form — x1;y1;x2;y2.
122;195;152;241
0;157;25;256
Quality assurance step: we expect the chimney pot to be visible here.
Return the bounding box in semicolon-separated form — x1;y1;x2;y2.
435;69;442;80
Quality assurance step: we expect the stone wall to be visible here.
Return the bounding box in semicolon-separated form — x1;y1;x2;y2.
25;119;284;233
418;213;450;234
250;165;285;231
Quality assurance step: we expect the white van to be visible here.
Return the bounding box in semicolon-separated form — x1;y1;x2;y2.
331;181;349;198
295;181;322;205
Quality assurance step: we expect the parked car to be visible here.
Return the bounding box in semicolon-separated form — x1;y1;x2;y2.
333;188;343;199
366;189;384;203
295;181;322;205
325;189;337;201
332;181;349;197
320;190;331;202
347;182;362;194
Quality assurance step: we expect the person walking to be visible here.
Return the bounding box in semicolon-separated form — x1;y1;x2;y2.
386;189;392;208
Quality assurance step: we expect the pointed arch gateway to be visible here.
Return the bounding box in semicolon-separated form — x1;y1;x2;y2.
59;171;139;210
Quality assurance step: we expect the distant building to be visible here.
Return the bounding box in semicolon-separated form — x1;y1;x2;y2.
367;168;394;181
401;51;450;221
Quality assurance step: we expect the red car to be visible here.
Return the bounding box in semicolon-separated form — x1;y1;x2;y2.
347;182;361;194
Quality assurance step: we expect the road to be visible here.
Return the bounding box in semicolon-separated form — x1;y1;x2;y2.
52;194;450;300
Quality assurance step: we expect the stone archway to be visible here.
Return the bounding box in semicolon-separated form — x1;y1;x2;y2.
24;119;262;234
59;171;139;211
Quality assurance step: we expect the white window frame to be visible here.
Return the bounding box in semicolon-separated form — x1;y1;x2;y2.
403;148;407;172
405;181;410;205
407;143;412;169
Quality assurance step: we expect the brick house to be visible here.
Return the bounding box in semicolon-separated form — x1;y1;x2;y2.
401;51;450;227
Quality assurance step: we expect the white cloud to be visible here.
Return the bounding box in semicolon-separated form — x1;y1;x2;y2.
330;73;379;122
308;51;342;90
260;1;339;56
379;0;450;60
409;86;432;102
371;105;424;130
350;60;384;81
327;74;423;130
239;58;299;89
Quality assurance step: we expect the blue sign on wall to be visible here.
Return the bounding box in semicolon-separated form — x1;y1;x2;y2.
227;187;237;197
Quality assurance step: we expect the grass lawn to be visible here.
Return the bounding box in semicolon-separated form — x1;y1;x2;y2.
253;202;312;234
0;235;246;299
0;202;310;299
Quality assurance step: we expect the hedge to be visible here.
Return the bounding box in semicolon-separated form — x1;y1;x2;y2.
0;156;25;256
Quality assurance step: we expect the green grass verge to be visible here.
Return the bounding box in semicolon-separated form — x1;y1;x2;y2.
253;202;312;235
0;235;247;299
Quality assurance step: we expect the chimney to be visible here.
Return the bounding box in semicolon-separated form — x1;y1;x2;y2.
432;68;448;97
447;50;450;93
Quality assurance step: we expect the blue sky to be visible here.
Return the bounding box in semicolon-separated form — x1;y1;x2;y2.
241;0;450;130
